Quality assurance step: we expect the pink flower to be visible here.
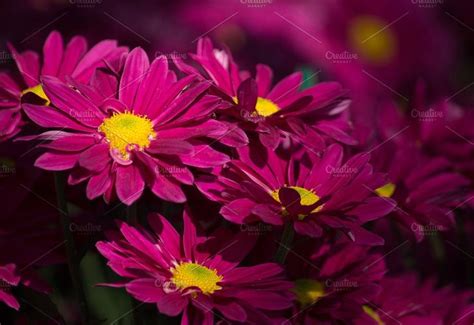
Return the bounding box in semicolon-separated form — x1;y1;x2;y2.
372;99;472;241
356;274;474;325
97;211;294;323
176;38;355;150
0;264;21;310
287;238;386;323
0;30;127;141
22;47;234;205
197;143;395;244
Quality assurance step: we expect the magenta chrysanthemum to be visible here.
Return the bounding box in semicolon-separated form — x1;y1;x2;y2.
0;30;127;141
286;238;386;323
97;211;294;323
22;47;237;205
197;143;395;244
175;38;356;150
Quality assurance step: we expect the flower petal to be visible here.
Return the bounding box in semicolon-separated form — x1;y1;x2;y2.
116;164;145;205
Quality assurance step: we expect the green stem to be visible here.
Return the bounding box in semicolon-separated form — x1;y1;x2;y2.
429;232;446;263
274;223;295;264
126;202;143;324
54;172;89;324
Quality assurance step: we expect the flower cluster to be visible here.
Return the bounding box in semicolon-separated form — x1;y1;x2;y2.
0;27;473;325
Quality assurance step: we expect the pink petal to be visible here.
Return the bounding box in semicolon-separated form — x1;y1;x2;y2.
133;56;169;116
41;31;64;77
180;143;229;168
255;64;273;97
58;36;88;79
40;134;96;152
220;198;256;224
73;39;125;83
147;139;194;155
87;165;112;199
78;143;110;172
119;47;150;108
42;76;105;127
214;302;247;322
8;44;40;87
125;278;166;303
22;104;93;132
148;213;181;259
115;164;145;205
35;152;79;171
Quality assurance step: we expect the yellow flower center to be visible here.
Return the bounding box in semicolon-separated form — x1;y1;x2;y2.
255;97;280;117
349;16;397;64
233;96;280;117
170;262;223;295
271;186;323;219
293;279;325;307
21;84;50;105
375;183;396;198
363;305;385;325
98;112;156;159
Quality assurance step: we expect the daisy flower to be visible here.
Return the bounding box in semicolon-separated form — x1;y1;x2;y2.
0;30;127;141
356;274;474;325
22;47;233;205
372;144;471;242
97;210;294;324
373;101;472;241
175;37;355;150
196;143;395;244
286;238;386;323
0;264;21;310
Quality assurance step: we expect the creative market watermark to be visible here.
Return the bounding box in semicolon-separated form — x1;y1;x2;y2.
69;0;103;8
240;223;273;235
411;223;445;236
411;0;444;8
325;165;359;178
411;108;444;122
240;0;273;8
325;51;359;64
325;278;358;291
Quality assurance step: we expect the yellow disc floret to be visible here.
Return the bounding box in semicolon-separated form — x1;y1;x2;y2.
349;15;397;64
233;96;280;117
21;84;50;105
363;305;385;325
98;112;156;159
255;97;280;117
375;183;396;198
170;262;223;295
293;279;325;307
272;186;320;206
271;186;323;219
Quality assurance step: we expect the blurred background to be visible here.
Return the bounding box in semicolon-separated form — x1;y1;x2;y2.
1;0;473;143
0;0;473;323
